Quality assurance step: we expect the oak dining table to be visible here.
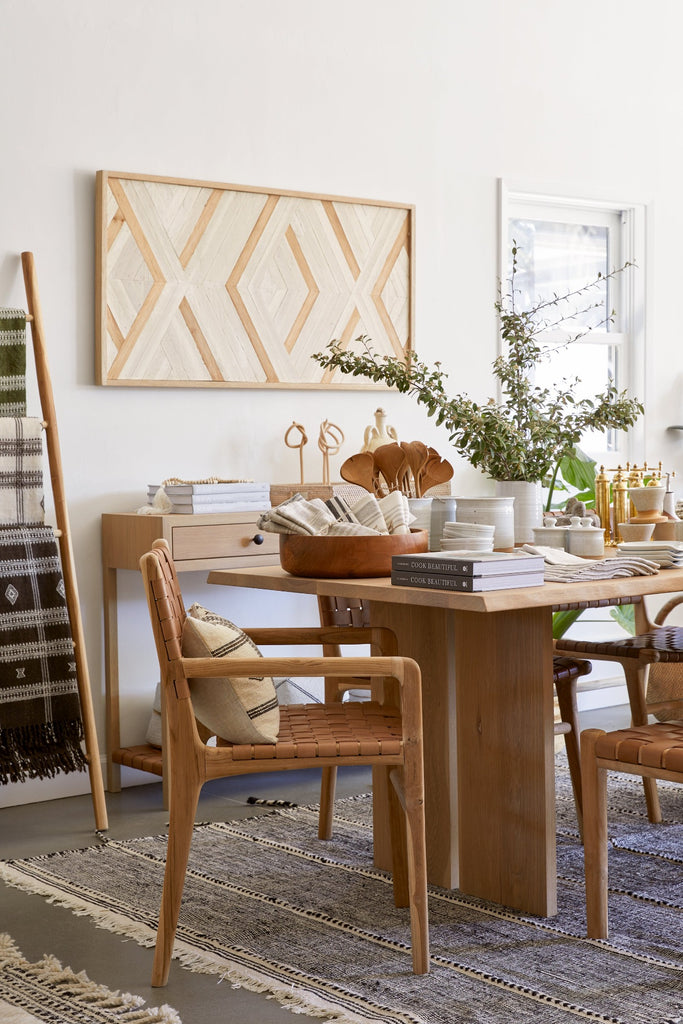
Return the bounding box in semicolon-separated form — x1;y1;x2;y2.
207;561;683;917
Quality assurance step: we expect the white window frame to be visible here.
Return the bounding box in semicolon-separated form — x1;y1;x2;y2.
498;179;648;468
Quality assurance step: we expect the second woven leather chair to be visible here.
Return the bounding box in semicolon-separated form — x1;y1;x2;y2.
556;595;683;823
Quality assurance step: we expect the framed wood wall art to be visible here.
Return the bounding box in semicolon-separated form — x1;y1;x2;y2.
95;170;414;389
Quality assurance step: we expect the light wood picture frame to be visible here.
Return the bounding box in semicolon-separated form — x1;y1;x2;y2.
95;170;414;389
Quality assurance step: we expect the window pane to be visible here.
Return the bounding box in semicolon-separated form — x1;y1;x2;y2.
507;219;611;331
532;340;619;452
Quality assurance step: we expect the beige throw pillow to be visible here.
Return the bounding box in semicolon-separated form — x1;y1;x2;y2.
181;603;280;744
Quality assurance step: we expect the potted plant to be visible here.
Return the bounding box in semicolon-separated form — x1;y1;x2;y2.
312;246;644;542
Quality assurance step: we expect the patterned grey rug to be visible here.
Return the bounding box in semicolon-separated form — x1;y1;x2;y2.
1;761;681;1024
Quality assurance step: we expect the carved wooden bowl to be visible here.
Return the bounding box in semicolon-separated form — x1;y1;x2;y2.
279;528;429;578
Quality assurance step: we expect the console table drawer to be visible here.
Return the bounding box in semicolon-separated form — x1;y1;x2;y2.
170;521;278;563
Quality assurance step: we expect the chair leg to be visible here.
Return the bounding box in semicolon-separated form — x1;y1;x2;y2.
554;672;583;839
390;763;429;975
152;780;202;986
318;767;337;840
581;729;609;938
387;767;409;907
623;662;662;823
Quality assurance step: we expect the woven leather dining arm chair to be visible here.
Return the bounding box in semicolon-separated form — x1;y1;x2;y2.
556;593;683;823
581;721;683;938
317;594;590;837
140;540;429;985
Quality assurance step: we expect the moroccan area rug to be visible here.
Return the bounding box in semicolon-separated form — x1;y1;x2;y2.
0;760;681;1024
0;932;180;1023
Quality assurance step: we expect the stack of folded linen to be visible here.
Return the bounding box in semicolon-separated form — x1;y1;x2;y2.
521;544;660;582
257;491;415;537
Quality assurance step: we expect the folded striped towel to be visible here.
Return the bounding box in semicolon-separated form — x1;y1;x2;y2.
520;544;660;582
263;497;336;535
325;495;361;524
327;520;380;537
378;491;414;535
350;493;389;534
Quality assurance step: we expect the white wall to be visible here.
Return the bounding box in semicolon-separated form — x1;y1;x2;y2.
1;0;682;807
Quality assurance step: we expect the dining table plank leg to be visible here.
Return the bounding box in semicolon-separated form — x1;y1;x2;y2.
367;600;458;890
454;605;557;916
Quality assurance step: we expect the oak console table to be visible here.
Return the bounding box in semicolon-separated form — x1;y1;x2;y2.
101;511;280;791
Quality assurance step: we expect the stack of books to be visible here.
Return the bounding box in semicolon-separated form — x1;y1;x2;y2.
148;481;272;514
391;551;545;592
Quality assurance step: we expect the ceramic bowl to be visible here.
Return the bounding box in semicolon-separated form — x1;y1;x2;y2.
617;522;655;542
279;528;428;578
440;538;494;551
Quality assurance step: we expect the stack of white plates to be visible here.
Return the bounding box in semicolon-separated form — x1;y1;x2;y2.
441;521;495;552
616;540;683;568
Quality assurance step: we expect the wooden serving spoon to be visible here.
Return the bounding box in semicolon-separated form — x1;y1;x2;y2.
400;440;430;497
419;448;454;495
372;443;408;493
340;452;377;493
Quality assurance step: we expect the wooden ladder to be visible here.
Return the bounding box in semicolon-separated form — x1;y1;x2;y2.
21;251;108;831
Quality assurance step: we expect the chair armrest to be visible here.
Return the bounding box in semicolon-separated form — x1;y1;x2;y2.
242;625;397;656
176;653;422;710
653;593;683;626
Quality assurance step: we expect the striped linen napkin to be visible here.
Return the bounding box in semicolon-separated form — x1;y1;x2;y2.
378;491;415;535
521;544;660;582
325;495;361;524
350;493;389;534
260;496;336;535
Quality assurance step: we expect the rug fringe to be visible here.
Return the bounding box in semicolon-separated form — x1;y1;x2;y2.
0;932;181;1023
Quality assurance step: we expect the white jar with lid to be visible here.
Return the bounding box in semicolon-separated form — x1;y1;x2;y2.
566;519;605;558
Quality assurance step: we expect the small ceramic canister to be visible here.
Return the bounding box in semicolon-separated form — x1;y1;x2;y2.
566;518;605;558
532;516;568;549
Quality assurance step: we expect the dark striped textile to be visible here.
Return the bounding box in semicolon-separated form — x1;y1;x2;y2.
0;309;27;417
0;525;86;783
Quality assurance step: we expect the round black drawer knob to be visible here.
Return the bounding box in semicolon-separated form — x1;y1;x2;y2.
252;533;265;545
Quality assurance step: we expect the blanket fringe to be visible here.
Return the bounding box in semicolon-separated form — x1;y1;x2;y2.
0;720;87;784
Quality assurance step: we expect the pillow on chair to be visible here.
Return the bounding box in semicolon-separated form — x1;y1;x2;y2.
181;603;280;744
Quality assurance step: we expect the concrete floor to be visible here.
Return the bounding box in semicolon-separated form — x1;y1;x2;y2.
0;703;632;1024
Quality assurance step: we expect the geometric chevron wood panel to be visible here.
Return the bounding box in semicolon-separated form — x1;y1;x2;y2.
95;170;414;388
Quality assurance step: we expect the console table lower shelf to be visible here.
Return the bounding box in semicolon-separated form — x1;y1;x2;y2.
102;511;280;793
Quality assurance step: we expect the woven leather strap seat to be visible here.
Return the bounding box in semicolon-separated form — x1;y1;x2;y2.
226;701;402;761
552;656;592;684
593;722;683;771
559;626;683;662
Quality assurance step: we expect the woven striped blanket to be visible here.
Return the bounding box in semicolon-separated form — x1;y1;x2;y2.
0;525;86;783
0;309;27;417
0;418;45;525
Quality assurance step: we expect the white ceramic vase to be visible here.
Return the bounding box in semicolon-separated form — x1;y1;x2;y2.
453;495;515;551
494;480;544;545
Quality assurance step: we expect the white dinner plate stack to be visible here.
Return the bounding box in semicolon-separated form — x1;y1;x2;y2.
616;540;683;568
440;521;495;552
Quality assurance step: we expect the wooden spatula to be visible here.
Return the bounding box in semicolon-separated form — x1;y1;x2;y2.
372;443;408;493
419;448;454;495
340;452;376;493
400;440;430;496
